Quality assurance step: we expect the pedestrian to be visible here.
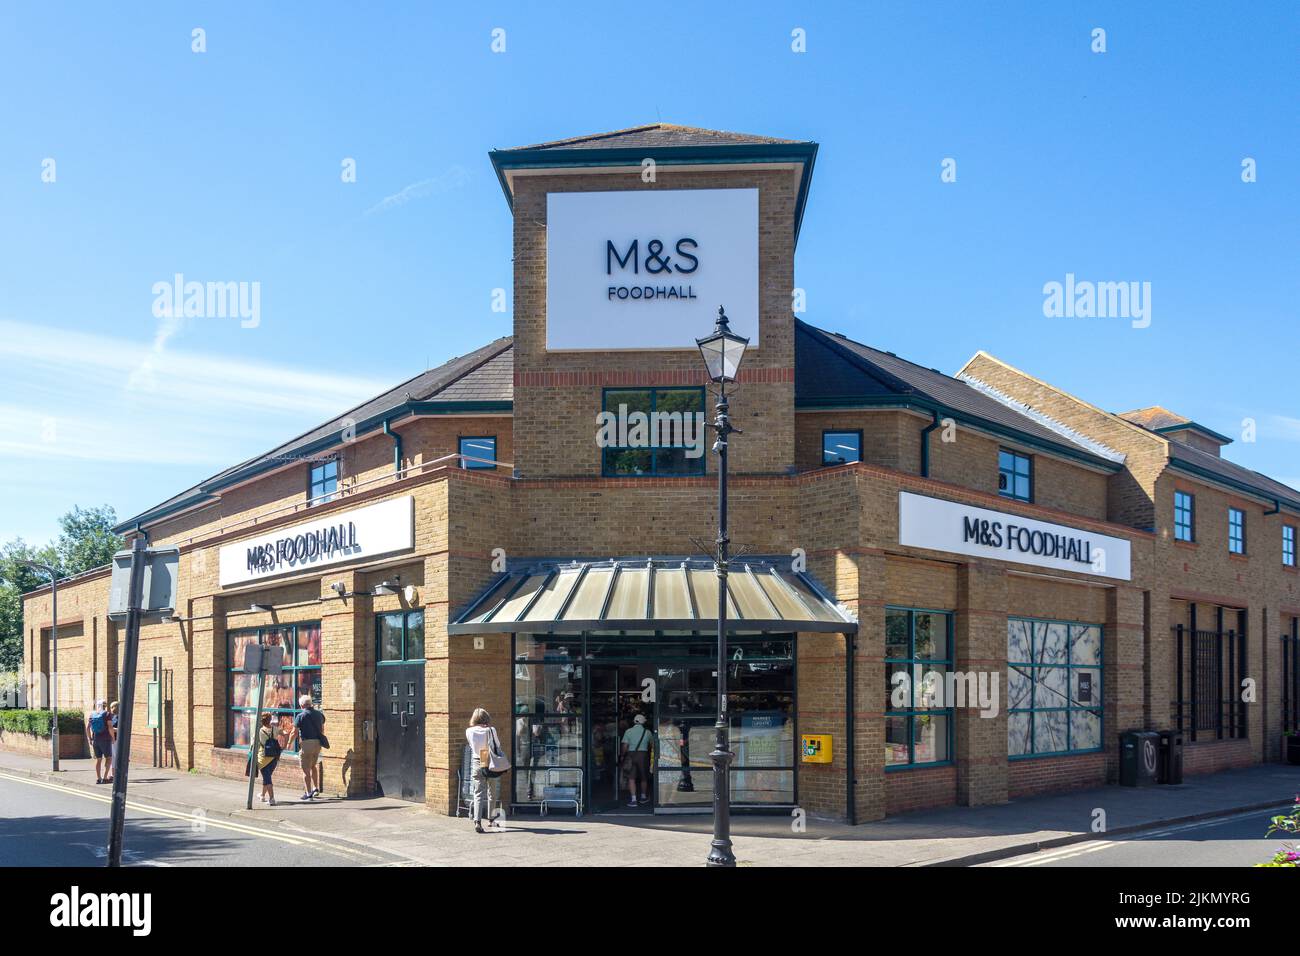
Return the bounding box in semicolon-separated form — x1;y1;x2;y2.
465;708;505;833
292;694;326;800
255;713;284;805
620;712;653;807
106;701;120;783
86;700;113;784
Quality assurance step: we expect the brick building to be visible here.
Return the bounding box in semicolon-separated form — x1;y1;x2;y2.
22;125;1300;822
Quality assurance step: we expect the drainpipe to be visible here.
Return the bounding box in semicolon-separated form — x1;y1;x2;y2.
1265;499;1280;516
383;419;403;477
920;410;942;477
845;630;856;825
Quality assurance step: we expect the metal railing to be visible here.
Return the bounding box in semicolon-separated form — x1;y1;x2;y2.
1171;624;1247;742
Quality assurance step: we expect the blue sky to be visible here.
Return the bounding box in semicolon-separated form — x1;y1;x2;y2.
1;2;1296;545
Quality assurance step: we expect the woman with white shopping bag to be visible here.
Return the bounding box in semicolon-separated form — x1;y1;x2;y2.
466;708;511;833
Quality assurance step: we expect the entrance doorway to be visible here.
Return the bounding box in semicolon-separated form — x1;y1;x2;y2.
375;610;426;802
510;633;798;815
589;663;657;813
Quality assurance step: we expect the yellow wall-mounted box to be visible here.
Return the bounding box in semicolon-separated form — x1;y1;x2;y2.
801;734;832;764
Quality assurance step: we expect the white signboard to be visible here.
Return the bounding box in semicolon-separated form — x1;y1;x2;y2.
898;491;1132;581
219;496;414;587
545;188;759;350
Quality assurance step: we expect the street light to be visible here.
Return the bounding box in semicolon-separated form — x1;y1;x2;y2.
695;305;749;868
22;561;60;771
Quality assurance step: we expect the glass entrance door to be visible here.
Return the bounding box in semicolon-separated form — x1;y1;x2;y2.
588;663;656;813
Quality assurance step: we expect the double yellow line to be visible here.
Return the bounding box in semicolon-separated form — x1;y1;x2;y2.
0;770;381;860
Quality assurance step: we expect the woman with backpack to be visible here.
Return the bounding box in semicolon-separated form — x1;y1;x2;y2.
465;708;509;833
255;713;285;805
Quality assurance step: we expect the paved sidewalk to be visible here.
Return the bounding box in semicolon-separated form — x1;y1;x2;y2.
2;749;1296;866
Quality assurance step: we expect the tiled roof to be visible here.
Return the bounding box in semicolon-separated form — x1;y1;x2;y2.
115;337;514;532
1165;437;1300;508
795;321;1118;468
504;124;807;152
1118;406;1191;430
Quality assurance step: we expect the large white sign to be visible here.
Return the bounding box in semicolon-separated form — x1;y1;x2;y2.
219;496;414;587
545;188;759;350
898;491;1132;581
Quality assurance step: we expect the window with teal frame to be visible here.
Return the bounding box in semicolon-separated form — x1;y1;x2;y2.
1007;618;1102;758
228;623;322;752
601;387;706;477
884;607;953;768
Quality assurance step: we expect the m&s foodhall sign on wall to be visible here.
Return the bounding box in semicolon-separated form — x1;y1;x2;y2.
545;188;759;350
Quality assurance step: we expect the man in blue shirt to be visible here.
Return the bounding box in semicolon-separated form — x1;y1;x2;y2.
292;695;326;800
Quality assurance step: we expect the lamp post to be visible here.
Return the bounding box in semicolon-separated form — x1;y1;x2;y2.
22;561;60;771
696;305;749;868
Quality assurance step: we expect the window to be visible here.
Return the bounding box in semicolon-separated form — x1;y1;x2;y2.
1174;491;1195;542
459;436;496;470
884;608;953;768
600;387;706;477
228;623;322;751
1007;618;1102;758
1284;525;1296;567
309;459;338;504
998;449;1032;502
377;609;425;662
1228;508;1246;555
822;430;862;466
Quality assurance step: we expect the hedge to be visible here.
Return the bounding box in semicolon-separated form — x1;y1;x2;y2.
0;709;85;737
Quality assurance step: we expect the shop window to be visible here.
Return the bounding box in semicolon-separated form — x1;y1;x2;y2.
377;609;425;662
1007;618;1102;758
1174;491;1195;542
998;449;1032;502
822;430;862;466
884;608;953;768
459;436;496;470
1228;508;1246;555
228;623;322;752
308;459;338;504
600;387;706;477
1284;525;1296;567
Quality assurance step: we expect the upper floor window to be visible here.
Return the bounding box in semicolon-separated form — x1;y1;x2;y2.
459;436;497;470
1228;507;1246;555
998;449;1032;502
1284;525;1296;567
822;430;862;466
600;387;706;477
309;458;338;504
1174;491;1195;542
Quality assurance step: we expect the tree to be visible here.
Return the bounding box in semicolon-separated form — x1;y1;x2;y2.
0;506;123;671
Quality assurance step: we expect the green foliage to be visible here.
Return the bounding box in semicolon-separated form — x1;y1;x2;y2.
0;709;84;737
0;506;123;672
1256;798;1300;866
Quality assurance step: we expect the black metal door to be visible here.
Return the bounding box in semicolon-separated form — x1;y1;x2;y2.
376;662;424;802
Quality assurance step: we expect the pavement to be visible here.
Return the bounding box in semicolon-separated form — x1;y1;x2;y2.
1;748;1297;866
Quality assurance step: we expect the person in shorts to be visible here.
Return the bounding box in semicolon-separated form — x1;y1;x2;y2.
292;695;325;800
85;700;113;784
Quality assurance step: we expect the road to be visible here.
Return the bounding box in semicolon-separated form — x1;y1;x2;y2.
981;804;1295;867
0;771;414;867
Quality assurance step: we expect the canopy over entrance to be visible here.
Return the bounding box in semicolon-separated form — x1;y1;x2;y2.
449;558;858;635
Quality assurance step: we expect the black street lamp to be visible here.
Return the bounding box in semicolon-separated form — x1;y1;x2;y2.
696;305;749;868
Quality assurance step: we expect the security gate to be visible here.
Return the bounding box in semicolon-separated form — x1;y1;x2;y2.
375;611;426;802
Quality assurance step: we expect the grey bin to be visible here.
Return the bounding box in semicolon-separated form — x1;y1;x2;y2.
1119;730;1161;786
1158;729;1184;784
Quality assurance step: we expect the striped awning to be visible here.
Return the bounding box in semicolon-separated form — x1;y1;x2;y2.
449;558;857;635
